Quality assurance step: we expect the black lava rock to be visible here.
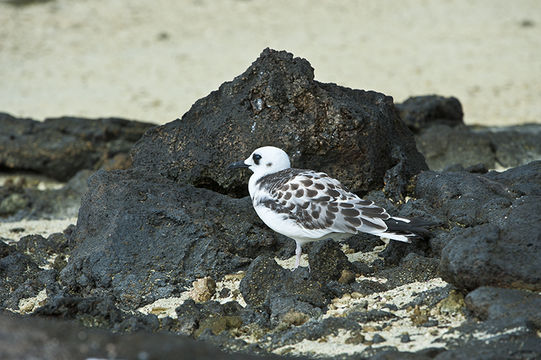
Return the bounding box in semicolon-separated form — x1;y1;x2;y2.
174;299;245;338
395;95;464;133
14;233;70;268
434;336;541;360
412;161;541;291
239;255;332;326
0;113;154;181
34;295;127;328
308;239;355;283
270;316;363;349
465;286;541;328
131;48;427;199
60;169;285;309
0;246;40;308
486;125;541;168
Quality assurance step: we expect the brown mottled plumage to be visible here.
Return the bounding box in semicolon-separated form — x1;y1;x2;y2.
228;146;429;269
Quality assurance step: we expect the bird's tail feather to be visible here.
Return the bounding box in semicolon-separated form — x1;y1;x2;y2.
381;217;438;242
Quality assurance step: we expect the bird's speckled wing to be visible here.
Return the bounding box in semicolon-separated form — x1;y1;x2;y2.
254;168;390;235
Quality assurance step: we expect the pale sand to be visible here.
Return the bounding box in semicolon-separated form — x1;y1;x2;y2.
274;278;466;357
1;0;540;126
0;218;77;242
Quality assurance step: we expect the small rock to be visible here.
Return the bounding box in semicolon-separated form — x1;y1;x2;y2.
400;333;411;343
372;333;386;344
219;288;231;299
465;286;541;327
409;306;429;326
195;315;242;338
382;303;398;311
437;290;465;316
345;331;365;345
338;269;356;284
308;240;354;283
281;311;309;326
396;95;464;133
422;320;439;327
190;277;216;303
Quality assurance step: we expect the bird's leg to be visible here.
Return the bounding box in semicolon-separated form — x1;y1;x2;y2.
294;242;302;269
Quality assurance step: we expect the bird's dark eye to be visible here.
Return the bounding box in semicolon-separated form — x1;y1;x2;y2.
252;153;262;165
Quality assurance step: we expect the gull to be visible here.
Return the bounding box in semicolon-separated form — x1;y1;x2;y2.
228;146;429;268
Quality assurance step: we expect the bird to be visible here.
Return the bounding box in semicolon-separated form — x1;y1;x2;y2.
228;146;430;269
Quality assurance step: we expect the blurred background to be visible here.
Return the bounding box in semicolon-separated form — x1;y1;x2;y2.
1;0;539;125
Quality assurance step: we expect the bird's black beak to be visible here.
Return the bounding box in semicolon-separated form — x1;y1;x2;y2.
227;161;250;170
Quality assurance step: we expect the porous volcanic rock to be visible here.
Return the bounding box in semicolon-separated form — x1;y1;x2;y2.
0;112;154;181
412;161;541;291
60;169;286;308
415;125;495;170
131;48;427;199
239;255;332;325
0;230;74;310
465;286;541;327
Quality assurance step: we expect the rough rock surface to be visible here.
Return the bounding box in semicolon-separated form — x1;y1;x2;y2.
131;48;427;199
465;286;541;327
60;169;287;308
426;162;541;291
239;255;332;325
0;112;154;181
396;95;464;133
415;125;495;170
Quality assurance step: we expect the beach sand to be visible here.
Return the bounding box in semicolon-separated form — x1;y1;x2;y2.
1;0;540;126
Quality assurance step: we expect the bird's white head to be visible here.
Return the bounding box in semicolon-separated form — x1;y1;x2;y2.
228;146;291;178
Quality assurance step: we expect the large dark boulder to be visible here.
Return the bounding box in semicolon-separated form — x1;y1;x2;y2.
60;169;285;308
411;161;541;291
0;113;154;181
439;196;541;291
131;48;427;199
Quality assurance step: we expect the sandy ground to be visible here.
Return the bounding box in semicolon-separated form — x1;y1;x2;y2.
0;0;540;126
